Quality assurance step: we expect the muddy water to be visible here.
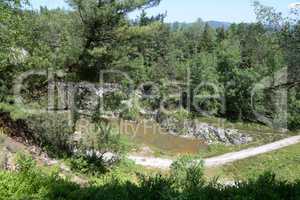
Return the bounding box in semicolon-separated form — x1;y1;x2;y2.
112;119;207;155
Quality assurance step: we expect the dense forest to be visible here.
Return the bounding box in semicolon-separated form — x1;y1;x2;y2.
0;0;299;199
1;0;299;129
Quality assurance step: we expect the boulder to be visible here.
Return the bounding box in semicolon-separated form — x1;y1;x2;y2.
158;114;253;145
225;129;253;145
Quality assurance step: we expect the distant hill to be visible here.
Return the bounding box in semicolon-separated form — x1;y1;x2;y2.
206;21;231;29
168;20;231;30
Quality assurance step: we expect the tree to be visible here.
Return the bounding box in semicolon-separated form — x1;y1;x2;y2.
254;1;300;129
281;22;300;129
253;1;283;30
66;0;162;82
0;0;31;102
190;52;221;115
199;23;215;53
216;27;226;43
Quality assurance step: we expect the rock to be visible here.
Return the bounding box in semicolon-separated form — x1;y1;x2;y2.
193;123;214;141
10;47;28;65
102;152;118;162
75;82;100;113
140;109;158;120
1;150;16;171
51;82;121;115
160;117;179;134
157;114;253;145
225;129;253;145
213;128;230;144
188;121;253;145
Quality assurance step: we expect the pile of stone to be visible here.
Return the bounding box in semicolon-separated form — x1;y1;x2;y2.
187;122;253;145
159;116;253;145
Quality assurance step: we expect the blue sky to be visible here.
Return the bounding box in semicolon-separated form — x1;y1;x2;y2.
30;0;298;23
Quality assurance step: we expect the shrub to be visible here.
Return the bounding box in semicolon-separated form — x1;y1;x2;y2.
77;123;125;157
103;91;127;112
170;155;205;190
0;163;299;200
72;123;128;175
173;107;191;133
0;154;80;200
70;155;107;175
138;174;176;200
25;112;73;156
158;107;191;135
120;94;141;121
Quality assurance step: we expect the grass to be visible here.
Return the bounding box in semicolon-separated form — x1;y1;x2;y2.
205;143;300;182
1;131;299;186
91;158;167;184
1;160;299;200
106;115;299;160
3;114;299;184
197;116;297;136
196;116;299;156
198;143;251;158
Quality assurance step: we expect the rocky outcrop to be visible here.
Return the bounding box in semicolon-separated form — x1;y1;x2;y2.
52;83;253;146
187;122;253;145
159;116;253;145
50;82;121;115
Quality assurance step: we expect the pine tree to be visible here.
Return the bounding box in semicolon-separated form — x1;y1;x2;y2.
199;23;215;53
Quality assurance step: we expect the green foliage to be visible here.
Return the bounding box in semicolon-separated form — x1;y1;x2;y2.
175;107;190;119
78;122;125;156
288;86;300;130
0;1;299;198
0;1;30;102
1;0;299;132
102;91;127;112
0;160;299;200
69;155;108;175
138;174;176;199
65;0;162;82
0;154;79;200
120;94;141;121
25;113;73;156
170;155;205;190
253;1;283;29
190;52;222;115
199;23;216;52
15;153;36;173
158;107;191;134
71;122;131;174
0;103;29;120
218;143;300;182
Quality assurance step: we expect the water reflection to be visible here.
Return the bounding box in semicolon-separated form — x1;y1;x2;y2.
112;119;207;155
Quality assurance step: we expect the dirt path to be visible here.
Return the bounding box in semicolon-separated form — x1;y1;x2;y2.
129;135;300;169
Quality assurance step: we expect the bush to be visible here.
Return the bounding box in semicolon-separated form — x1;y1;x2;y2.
170;155;205;190
70;155;108;175
25;112;73;156
120;94;141;121
288;86;300;130
72;122;128;175
138;174;176;200
103;91;127;112
158;107;191;135
0;162;299;200
0;154;80;200
77;123;125;157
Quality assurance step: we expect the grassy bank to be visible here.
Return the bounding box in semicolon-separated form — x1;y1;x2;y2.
206;143;300;182
0;155;299;200
125;117;298;160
